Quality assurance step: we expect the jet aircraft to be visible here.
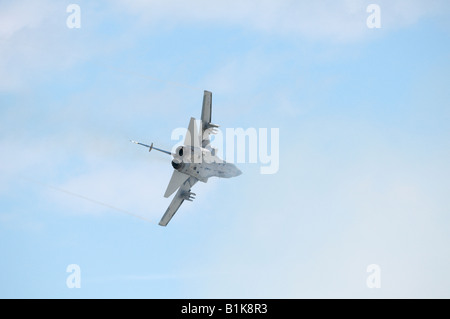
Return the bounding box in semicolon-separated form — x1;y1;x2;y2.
131;90;241;226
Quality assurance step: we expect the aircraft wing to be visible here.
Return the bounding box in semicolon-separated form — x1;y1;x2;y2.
201;90;212;125
200;90;218;149
159;176;198;226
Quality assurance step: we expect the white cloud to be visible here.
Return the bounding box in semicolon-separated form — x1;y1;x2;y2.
115;0;449;42
1;0;446;91
48;163;168;219
0;1;128;91
0;1;57;90
0;1;52;40
0;126;170;222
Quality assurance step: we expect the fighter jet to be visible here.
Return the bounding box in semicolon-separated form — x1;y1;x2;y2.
131;90;242;226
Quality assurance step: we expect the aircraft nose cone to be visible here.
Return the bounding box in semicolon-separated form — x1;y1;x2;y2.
225;163;242;178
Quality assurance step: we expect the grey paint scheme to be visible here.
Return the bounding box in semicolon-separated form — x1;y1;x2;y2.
133;90;241;226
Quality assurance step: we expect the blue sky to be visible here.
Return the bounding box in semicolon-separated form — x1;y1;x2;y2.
0;0;449;298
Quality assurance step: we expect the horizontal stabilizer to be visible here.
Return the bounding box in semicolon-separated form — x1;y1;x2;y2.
164;170;190;198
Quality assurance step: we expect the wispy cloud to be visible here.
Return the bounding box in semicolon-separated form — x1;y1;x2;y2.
115;0;449;42
0;1;54;40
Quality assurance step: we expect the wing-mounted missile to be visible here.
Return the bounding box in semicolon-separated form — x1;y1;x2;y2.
181;191;196;202
204;123;220;135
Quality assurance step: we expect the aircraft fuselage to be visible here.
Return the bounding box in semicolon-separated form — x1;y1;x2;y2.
172;145;241;182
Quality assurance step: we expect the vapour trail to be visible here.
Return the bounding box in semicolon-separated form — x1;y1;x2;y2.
20;176;155;224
